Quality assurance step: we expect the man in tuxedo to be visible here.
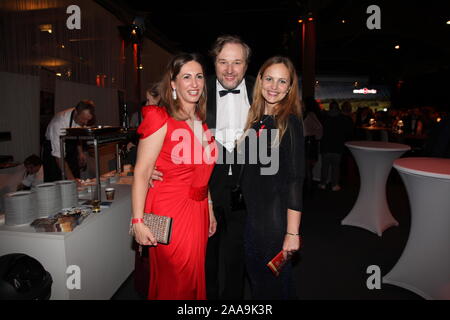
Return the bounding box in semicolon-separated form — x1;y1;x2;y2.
205;35;255;300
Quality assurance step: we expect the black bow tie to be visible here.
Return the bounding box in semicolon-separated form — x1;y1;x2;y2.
219;89;240;97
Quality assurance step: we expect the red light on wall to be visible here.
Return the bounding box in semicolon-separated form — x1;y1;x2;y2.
308;17;314;21
133;43;138;70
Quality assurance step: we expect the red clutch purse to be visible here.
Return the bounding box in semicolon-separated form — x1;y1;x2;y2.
267;250;290;277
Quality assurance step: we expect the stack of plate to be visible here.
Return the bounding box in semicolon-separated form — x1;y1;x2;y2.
4;191;37;226
56;180;78;209
77;186;88;197
36;183;62;218
100;177;109;188
109;175;119;184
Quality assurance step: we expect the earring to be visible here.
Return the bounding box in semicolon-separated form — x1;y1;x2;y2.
172;88;177;100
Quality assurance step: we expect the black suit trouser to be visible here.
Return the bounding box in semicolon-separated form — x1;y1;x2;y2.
206;188;246;300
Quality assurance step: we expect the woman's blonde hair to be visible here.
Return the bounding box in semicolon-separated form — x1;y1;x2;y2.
244;56;302;142
159;53;207;121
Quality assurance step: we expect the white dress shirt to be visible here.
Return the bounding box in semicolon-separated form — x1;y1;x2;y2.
215;79;251;153
303;112;323;139
22;166;44;188
45;108;81;158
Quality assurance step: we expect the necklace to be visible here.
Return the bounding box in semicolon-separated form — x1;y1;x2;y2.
259;114;273;124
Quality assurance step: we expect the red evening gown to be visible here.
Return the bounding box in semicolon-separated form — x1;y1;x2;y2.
137;105;217;300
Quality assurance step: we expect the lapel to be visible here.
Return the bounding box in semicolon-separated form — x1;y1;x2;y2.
206;76;217;129
244;75;255;105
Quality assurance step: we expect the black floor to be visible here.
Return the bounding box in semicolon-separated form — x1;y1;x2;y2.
112;158;423;300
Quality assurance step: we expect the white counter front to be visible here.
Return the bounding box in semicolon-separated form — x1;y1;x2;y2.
0;183;135;300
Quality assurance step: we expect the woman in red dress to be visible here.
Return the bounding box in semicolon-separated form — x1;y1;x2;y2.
131;53;217;300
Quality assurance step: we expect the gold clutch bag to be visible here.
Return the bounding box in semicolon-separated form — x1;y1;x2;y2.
129;213;173;245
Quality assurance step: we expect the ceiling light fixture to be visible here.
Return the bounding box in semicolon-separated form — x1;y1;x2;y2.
39;24;52;33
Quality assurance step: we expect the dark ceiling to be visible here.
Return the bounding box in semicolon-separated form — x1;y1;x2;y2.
100;0;450;106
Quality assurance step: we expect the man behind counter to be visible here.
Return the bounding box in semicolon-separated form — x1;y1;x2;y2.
43;100;95;182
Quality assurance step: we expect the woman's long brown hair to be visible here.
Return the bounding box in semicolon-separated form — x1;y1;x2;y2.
159;53;207;121
244;56;302;143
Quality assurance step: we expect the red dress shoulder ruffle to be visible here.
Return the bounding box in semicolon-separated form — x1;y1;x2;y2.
137;105;169;139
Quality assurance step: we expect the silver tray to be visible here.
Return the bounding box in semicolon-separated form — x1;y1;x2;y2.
65;126;123;136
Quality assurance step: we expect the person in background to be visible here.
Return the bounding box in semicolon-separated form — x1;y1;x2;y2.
424;116;450;158
17;154;44;190
341;101;355;124
43;100;95;182
339;101;356;181
302;97;323;193
127;84;162;166
130;84;161;129
319;100;353;191
131;53;217;300
240;56;304;299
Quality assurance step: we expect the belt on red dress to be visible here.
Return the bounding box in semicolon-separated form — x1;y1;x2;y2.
188;185;208;201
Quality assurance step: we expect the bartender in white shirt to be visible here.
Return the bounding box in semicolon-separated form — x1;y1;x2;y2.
43;100;95;182
17;154;44;190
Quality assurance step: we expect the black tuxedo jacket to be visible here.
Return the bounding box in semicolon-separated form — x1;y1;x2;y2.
205;75;255;208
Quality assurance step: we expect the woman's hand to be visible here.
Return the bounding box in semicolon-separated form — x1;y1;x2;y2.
208;203;217;238
282;234;301;259
133;223;157;246
148;167;163;187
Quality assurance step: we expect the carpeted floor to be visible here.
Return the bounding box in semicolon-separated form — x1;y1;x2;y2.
112;157;423;300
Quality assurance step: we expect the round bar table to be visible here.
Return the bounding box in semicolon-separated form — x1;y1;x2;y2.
383;157;450;300
342;141;410;236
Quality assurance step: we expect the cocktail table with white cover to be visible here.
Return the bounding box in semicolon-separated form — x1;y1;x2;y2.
383;157;450;300
342;141;411;236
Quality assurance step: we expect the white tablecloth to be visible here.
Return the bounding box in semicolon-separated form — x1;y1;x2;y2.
383;157;450;300
342;141;410;236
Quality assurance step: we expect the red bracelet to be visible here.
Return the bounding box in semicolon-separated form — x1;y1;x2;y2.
131;218;144;224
